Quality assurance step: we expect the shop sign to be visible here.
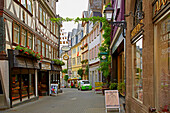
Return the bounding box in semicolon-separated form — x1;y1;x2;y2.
130;20;144;39
105;90;120;111
63;54;69;60
42;62;51;70
152;0;168;17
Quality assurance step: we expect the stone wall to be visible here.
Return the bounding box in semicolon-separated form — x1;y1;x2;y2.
125;0;154;113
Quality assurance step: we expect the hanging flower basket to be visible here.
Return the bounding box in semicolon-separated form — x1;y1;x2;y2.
84;43;88;47
81;46;84;50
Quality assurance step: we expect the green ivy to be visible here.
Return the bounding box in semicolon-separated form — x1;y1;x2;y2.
62;69;68;73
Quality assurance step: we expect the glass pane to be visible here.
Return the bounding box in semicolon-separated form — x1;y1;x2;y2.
21;29;26;47
12;74;20;100
14;24;20;44
46;44;49;58
28;33;32;49
42;42;45;56
156;16;170;111
29;74;35;96
43;12;46;25
40;7;42;22
21;75;29;99
21;0;26;8
133;38;143;102
27;0;32;13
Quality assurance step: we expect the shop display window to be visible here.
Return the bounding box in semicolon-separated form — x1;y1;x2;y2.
12;74;20;100
155;16;169;112
133;38;143;102
29;74;35;96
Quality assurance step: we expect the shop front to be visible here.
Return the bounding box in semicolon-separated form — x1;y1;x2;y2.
153;0;169;112
8;49;39;107
38;61;51;96
51;61;62;90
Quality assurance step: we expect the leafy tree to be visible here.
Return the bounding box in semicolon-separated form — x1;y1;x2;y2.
85;65;89;75
78;68;83;79
64;74;69;87
62;69;68;73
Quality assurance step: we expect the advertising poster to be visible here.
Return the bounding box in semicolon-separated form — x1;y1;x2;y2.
50;84;58;95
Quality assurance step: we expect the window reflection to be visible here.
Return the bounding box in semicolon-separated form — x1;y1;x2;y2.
133;38;143;102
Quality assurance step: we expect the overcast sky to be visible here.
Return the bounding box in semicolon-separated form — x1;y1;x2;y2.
56;0;89;34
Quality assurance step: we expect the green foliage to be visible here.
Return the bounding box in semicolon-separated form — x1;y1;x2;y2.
62;69;68;73
109;83;118;90
64;75;69;82
85;65;89;76
52;59;65;66
117;82;125;94
78;68;83;78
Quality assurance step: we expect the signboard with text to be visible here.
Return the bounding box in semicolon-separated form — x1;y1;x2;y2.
105;90;120;112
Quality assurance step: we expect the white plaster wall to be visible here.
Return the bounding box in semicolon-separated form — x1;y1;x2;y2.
89;34;100;65
0;61;10;107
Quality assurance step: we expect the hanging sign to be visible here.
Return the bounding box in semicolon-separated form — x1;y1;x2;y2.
63;54;69;60
61;46;70;52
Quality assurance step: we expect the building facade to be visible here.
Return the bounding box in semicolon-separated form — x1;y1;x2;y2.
125;0;169;112
80;11;89;80
0;0;61;108
110;0;126;96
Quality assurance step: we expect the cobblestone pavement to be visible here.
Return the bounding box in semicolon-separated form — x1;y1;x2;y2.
1;88;125;113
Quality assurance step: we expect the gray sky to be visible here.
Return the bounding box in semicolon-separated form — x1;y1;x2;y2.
56;0;89;33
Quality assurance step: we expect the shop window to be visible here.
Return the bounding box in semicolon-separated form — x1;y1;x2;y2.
155;16;169;111
12;74;20;100
133;38;143;102
21;74;29;99
13;23;20;44
21;28;27;47
42;42;45;57
27;32;32;49
29;74;35;96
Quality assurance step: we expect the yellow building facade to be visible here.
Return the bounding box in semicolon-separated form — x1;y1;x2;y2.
71;42;82;79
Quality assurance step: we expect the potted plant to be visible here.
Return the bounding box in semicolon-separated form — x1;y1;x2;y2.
109;83;118;90
81;60;85;64
117;82;125;97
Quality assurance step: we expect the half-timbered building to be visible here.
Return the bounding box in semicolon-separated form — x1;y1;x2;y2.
0;0;61;108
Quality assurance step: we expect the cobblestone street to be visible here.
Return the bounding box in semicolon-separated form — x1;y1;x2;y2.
1;88;125;113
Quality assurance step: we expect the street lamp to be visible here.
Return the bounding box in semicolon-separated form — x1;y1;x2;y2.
103;5;114;22
104;5;127;37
